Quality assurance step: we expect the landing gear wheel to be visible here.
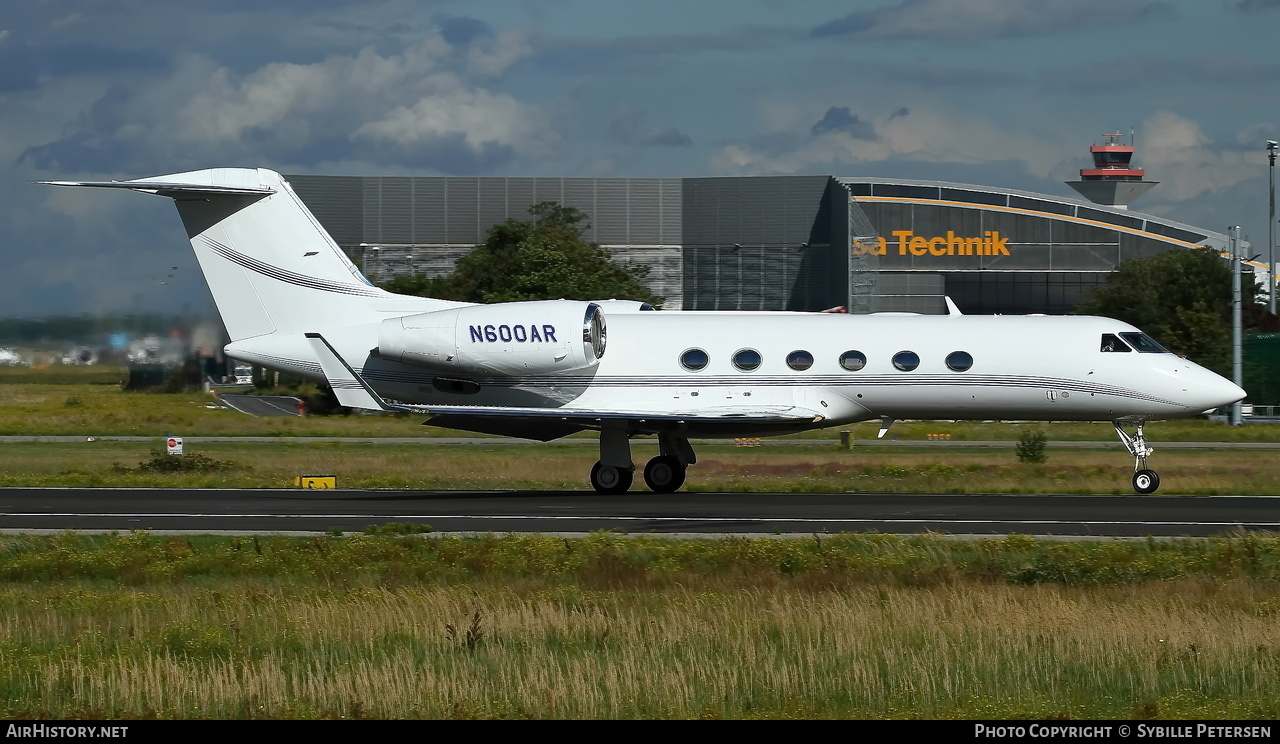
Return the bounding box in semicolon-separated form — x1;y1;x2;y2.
1133;469;1160;494
643;455;687;493
591;460;633;494
1116;422;1161;494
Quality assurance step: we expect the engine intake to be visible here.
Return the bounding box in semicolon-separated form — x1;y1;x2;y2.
378;300;606;376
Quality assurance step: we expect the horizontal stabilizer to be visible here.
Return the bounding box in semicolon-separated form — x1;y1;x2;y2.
39;179;275;198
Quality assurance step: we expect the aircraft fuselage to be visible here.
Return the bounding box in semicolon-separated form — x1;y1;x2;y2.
226;310;1236;434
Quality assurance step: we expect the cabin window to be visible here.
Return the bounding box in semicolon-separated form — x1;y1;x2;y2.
1100;334;1131;352
1119;332;1170;353
786;350;814;371
892;351;920;372
839;350;867;371
681;348;709;371
733;348;762;372
945;351;973;372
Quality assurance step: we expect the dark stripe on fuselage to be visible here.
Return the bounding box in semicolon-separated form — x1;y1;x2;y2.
239;361;1183;411
226;352;323;377
201;237;382;298
361;375;1178;407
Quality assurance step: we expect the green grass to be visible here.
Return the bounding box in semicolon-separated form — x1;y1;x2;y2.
0;364;128;386
4;374;1280;441
1;440;1279;494
5;530;1279;587
0;531;1277;719
0;381;455;438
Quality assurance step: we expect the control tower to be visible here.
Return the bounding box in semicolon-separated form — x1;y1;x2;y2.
1065;132;1158;209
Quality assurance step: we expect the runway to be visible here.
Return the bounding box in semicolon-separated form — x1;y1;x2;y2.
4;435;1280;448
1;488;1277;537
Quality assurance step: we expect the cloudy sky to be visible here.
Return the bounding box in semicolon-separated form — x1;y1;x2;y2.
3;0;1279;318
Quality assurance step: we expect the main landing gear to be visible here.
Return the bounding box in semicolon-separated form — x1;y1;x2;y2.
589;430;696;494
1114;421;1160;494
590;460;632;494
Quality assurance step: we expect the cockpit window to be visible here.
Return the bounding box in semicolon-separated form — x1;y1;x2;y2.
1119;332;1170;353
1100;334;1131;353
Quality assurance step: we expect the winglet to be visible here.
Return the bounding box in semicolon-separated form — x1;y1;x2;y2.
305;333;396;412
944;296;963;316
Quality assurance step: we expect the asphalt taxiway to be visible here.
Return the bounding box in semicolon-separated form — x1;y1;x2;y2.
1;488;1276;537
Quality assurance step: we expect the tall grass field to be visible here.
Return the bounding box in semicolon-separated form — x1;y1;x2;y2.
1;531;1278;719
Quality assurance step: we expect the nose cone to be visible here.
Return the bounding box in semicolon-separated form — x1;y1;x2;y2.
1187;370;1247;413
1217;379;1248;408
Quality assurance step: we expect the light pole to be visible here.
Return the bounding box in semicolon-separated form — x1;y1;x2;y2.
1268;140;1277;315
1230;225;1244;426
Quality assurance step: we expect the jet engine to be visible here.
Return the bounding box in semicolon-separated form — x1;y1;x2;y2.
377;300;606;376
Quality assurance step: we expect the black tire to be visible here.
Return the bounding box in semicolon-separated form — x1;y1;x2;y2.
643;455;687;493
1132;469;1160;494
591;460;633;494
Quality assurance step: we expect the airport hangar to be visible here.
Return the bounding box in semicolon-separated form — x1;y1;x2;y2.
286;174;1232;316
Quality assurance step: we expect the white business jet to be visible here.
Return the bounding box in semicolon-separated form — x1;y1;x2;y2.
44;168;1246;495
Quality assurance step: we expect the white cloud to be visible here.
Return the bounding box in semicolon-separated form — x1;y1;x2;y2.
1138;111;1253;201
178;35;453;145
0;29;10;45
21;26;559;176
467;28;533;78
711;104;1060;179
352;79;555;156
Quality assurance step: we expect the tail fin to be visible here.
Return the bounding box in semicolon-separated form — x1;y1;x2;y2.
43;168;394;341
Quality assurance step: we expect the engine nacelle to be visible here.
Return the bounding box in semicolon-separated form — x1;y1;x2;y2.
377;300;606;376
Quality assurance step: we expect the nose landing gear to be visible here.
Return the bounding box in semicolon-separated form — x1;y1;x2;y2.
1132;468;1160;494
1114;421;1160;494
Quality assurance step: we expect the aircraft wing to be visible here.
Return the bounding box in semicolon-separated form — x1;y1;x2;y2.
418;403;825;440
306;333;824;440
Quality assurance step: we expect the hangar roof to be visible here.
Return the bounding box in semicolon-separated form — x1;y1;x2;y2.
836;176;1229;250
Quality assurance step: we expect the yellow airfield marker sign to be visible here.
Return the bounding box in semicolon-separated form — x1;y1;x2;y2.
294;475;337;489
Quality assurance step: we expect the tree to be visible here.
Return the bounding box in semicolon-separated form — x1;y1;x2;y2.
1074;246;1262;375
377;271;449;298
379;202;663;307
